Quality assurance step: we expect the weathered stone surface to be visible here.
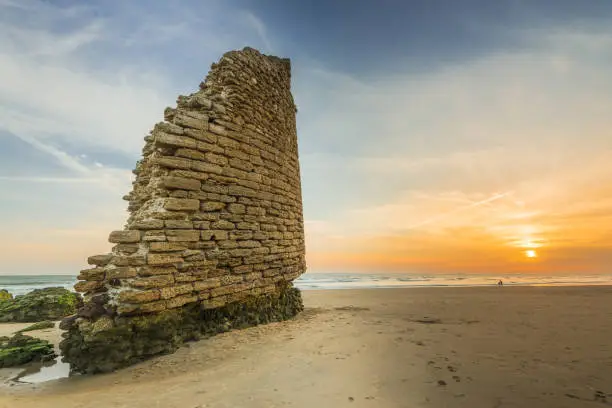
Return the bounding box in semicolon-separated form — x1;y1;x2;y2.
118;290;160;304
155;121;184;135
131;275;175;289
166;229;200;242
149;242;188;252
130;219;165;230
87;254;113;266
191;161;223;174
227;203;246;214
201;201;225;212
111;254;146;267
174;111;208;130
136;300;168;314
164;198;200;211
113;244;140;254
143;230;166;241
211;220;235;230
63;47;306;374
154;131;197;149
147;253;184;265
155;156;191;169
201;230;229;240
138;266;177;277
166;294;198;309
108;230;140;243
193;278;221;291
106;267;138;279
78;268;106;281
74;280;105;293
162;176;202;191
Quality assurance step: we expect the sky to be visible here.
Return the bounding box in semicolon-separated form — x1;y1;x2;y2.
1;0;611;275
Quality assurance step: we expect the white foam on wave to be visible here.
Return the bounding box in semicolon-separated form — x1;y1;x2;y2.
1;273;611;296
294;273;612;290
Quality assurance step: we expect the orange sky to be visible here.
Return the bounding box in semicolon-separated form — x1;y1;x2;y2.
305;152;612;274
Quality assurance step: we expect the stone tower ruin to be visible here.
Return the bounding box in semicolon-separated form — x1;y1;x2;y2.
60;47;306;374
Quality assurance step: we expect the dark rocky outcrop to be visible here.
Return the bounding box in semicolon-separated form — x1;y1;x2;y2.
0;333;56;368
60;283;302;374
0;287;82;322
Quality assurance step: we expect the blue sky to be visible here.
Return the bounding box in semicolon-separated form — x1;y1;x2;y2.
2;0;612;274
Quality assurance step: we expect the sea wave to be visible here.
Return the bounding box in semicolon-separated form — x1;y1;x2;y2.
0;275;77;297
293;273;612;290
1;273;610;297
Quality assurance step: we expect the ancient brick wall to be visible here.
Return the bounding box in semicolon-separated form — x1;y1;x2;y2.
60;48;306;373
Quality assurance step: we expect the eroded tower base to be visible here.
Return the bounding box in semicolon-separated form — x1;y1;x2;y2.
60;283;302;374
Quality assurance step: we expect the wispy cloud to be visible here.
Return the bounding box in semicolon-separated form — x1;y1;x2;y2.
0;176;100;184
243;11;274;53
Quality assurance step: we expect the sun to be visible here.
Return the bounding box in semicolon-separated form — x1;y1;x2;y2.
525;249;537;258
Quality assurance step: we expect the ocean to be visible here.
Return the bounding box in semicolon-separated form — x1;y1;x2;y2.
0;275;78;297
1;273;611;296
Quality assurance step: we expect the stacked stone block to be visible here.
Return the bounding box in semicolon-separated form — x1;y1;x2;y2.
60;47;306;373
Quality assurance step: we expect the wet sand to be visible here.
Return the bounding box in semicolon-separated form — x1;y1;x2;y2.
1;286;611;407
0;322;61;344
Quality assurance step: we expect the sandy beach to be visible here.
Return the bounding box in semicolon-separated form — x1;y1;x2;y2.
1;286;611;407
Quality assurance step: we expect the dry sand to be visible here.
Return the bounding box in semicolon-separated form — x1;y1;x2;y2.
1;286;611;407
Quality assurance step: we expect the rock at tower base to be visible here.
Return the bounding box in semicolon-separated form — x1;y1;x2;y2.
60;283;302;374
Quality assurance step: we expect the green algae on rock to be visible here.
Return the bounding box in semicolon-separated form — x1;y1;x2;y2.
0;290;12;301
17;321;56;333
0;287;83;323
0;333;56;368
60;284;303;374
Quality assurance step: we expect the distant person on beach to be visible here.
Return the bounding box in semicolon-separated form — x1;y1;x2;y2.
498;280;503;287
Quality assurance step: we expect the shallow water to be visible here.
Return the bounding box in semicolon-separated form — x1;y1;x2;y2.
12;356;71;384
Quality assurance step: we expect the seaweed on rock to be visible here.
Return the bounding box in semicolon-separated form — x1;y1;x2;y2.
0;333;56;368
0;288;82;323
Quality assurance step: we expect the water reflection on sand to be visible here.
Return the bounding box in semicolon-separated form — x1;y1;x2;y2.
12;355;71;384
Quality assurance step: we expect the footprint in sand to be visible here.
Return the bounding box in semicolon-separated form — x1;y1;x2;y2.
334;306;370;312
594;390;608;403
414;317;442;324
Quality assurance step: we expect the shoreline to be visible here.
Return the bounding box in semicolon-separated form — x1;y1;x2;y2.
2;273;612;294
300;282;612;289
